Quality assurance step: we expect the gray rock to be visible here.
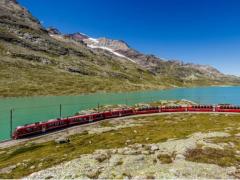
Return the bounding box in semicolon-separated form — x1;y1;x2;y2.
125;139;132;145
86;169;101;179
150;144;159;151
55;137;70;144
141;150;150;155
0;165;16;174
133;155;145;162
95;153;110;163
123;149;140;155
175;154;185;161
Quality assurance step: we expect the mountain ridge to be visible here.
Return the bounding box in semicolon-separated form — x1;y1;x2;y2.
47;28;227;78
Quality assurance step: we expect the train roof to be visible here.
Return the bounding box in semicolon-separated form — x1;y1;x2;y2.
16;121;42;129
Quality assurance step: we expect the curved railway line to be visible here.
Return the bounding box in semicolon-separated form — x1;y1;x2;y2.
1;104;240;148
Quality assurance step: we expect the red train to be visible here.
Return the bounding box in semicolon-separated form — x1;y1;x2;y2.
12;104;240;139
187;105;214;112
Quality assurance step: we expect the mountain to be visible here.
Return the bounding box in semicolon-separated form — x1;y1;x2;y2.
0;0;239;97
80;35;225;78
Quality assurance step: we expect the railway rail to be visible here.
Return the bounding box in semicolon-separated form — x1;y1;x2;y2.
11;104;240;140
1;111;240;148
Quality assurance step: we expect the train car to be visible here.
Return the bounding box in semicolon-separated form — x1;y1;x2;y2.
216;105;240;113
135;106;160;114
12;122;44;139
160;106;185;112
89;112;105;122
68;115;89;125
187;105;213;112
44;118;69;131
120;108;135;116
17;104;240;139
103;108;134;119
103;109;122;119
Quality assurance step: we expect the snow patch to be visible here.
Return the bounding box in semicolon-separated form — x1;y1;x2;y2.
50;34;64;40
88;44;135;63
88;38;99;43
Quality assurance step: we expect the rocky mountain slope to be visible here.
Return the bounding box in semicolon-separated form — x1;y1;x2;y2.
0;0;239;97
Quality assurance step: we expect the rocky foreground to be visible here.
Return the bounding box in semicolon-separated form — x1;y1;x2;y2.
27;132;239;179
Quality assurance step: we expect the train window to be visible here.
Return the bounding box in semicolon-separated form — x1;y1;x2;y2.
26;128;32;132
96;114;103;118
59;121;66;125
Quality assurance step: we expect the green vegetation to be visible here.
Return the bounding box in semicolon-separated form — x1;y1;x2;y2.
0;113;240;178
186;134;240;167
1;54;239;97
99;121;114;127
186;147;240;167
0;31;239;98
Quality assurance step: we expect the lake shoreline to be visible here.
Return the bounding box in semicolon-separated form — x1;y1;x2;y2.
0;86;240;141
0;85;238;99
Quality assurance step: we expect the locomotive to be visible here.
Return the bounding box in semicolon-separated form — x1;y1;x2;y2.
12;104;240;139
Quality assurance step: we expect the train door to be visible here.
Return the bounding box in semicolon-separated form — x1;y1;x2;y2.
42;124;46;133
89;115;93;122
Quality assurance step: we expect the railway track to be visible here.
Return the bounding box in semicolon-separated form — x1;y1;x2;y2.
0;111;239;149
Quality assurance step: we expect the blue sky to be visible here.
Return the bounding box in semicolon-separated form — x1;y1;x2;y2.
18;0;240;75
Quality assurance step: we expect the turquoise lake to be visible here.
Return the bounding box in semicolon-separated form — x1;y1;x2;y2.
0;86;240;141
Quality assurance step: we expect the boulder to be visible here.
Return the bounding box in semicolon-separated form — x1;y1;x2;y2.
175;154;185;161
0;165;16;174
150;144;159;151
141;150;150;155
125;139;132;145
95;153;110;163
86;169;101;179
123;149;140;155
55;137;70;144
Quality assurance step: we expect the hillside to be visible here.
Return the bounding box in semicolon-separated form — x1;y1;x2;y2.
0;0;240;97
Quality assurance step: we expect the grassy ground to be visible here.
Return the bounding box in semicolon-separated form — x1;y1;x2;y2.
1;39;240;98
0;113;240;178
1;21;240;98
186;135;240;167
0;56;164;97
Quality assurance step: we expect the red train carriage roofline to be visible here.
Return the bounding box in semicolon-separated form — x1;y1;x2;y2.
12;105;240;139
